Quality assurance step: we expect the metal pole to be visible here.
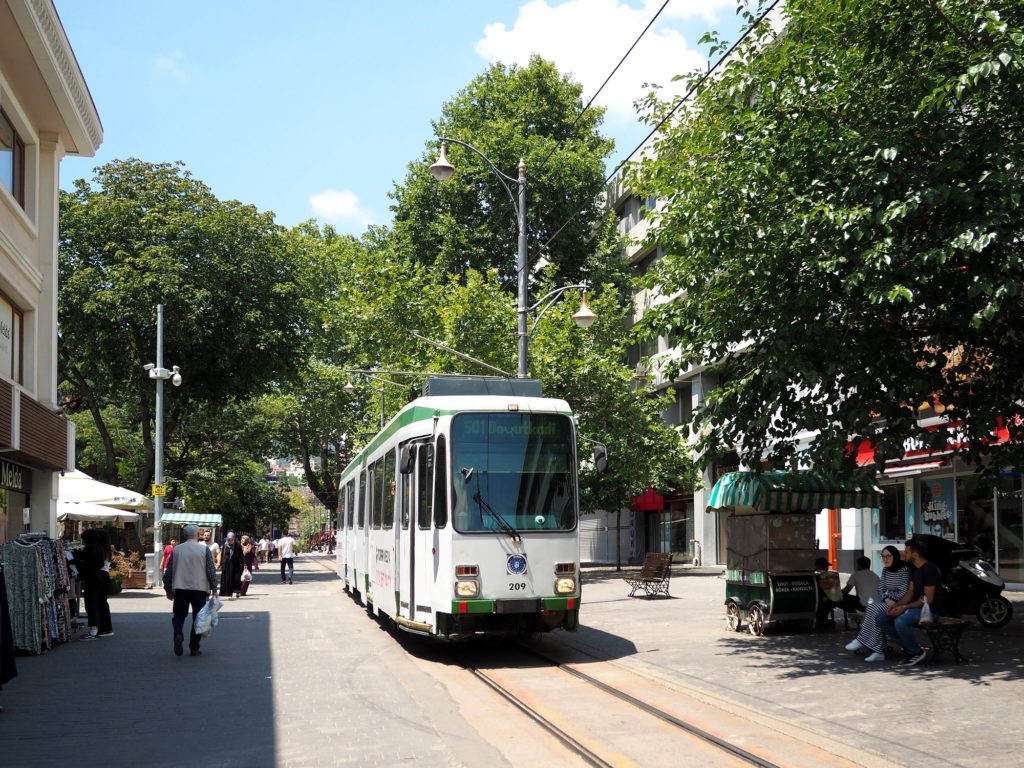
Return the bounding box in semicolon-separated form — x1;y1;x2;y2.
516;158;529;378
154;304;164;570
379;380;385;429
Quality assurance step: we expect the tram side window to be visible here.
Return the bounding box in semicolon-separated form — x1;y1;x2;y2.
417;444;433;529
400;450;412;530
372;459;384;529
433;436;448;529
383;449;396;528
358;470;367;528
346;479;355;529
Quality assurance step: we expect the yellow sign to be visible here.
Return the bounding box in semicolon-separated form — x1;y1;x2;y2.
152;484;166;497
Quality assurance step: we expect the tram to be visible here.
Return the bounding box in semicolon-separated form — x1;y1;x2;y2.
335;376;584;639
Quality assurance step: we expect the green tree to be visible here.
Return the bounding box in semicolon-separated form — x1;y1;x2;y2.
389;55;614;282
633;0;1024;472
59;158;310;489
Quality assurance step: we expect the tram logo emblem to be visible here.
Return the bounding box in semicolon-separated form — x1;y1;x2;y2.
506;554;528;575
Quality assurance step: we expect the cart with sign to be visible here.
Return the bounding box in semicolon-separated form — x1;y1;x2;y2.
707;471;883;636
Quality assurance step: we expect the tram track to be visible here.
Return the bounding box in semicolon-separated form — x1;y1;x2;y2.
462;642;782;768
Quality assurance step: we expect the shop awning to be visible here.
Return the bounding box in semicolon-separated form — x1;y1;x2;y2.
159;512;223;526
706;471;883;514
57;501;140;523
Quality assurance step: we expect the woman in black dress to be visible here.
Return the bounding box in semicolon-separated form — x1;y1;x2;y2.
219;531;243;599
78;528;113;639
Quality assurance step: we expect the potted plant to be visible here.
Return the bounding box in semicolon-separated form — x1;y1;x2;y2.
108;569;123;595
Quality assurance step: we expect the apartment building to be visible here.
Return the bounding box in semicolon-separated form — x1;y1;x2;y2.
0;0;102;542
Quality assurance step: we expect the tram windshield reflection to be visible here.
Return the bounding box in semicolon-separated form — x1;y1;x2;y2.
450;413;577;533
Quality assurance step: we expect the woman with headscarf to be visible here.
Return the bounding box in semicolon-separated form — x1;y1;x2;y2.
219;531;244;599
843;545;911;662
239;534;259;596
77;528;113;639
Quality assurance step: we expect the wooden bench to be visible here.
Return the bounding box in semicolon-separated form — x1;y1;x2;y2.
624;553;673;598
915;616;969;664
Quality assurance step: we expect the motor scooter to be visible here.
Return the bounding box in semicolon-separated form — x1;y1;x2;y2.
914;534;1013;628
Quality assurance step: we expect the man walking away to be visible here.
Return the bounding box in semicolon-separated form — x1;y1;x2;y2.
277;532;296;584
163;524;217;657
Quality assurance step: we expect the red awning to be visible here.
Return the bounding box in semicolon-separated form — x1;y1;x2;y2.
631;487;665;512
848;416;1013;469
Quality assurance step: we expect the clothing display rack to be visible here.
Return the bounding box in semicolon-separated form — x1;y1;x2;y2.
0;534;74;654
0;561;17;701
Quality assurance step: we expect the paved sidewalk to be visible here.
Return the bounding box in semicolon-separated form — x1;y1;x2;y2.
0;554;505;768
557;565;1024;768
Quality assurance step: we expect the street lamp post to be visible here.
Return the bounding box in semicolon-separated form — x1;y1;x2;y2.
144;303;182;582
429;138;595;378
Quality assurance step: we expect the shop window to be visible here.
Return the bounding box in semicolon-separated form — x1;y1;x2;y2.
0;109;25;208
0;293;23;384
879;484;905;541
956;474;996;558
996;474;1023;582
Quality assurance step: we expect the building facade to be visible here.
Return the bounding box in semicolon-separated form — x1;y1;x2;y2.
0;0;102;542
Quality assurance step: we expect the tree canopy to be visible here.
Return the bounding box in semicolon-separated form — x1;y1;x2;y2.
59;158;311;490
389;55;614;282
633;0;1024;472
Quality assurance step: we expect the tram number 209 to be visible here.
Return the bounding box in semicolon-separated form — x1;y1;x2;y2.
508;582;527;591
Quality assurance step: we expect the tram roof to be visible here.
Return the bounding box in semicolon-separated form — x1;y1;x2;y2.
341;395;573;478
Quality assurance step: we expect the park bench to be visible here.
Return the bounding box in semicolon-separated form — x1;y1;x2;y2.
624;553;673;598
916;616;969;664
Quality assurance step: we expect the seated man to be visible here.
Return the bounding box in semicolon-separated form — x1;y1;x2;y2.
841;555;880;612
876;537;943;666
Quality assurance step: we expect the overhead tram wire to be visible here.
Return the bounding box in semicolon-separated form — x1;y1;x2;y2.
531;0;784;265
533;0;673;178
516;0;673;287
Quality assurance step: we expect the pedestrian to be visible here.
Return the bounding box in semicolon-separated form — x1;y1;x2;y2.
239;535;258;596
844;545;911;663
277;531;296;584
269;537;277;562
163;524;217;657
219;531;243;599
161;538;178;572
258;535;269;564
202;528;221;570
877;537;944;666
841;556;880;613
77;528;113;640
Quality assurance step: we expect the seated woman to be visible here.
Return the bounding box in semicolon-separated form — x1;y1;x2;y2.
843;545;910;662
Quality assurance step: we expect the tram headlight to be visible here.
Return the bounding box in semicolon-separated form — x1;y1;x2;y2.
554;577;576;595
455;580;479;597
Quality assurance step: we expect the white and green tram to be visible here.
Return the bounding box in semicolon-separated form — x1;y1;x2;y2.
334;377;581;639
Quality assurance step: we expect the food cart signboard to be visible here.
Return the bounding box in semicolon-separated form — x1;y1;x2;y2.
770;573;818;615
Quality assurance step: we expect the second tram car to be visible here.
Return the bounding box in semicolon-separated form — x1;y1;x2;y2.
335;377;582;639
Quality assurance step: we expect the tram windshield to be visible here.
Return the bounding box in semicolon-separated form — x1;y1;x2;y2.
450;412;577;533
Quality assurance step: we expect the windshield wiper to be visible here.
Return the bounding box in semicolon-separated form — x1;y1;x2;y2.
473;485;521;543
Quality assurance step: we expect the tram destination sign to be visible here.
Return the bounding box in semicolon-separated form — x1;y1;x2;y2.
0;458;30;493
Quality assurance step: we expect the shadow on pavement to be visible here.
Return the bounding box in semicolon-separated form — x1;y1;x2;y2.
3;593;276;768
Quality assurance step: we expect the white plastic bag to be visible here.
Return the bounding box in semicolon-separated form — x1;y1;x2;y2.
919;595;934;625
194;596;222;636
241;568;252;583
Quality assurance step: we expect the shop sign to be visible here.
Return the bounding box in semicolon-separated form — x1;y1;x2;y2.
0;296;12;380
0;458;29;492
922;476;955;538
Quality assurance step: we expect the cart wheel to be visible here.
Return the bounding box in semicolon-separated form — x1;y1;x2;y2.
747;603;766;637
726;602;743;632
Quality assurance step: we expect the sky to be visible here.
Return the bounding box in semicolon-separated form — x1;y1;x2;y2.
55;0;745;234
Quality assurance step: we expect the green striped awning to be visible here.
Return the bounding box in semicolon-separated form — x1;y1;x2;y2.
706;471;882;514
159;512;224;526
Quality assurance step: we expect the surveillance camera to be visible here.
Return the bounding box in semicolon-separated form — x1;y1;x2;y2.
143;363;155;371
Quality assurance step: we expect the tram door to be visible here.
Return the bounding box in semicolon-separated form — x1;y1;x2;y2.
399;440;433;623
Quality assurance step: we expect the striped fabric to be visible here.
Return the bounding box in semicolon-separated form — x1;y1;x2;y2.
706;471;882;514
159;511;224;525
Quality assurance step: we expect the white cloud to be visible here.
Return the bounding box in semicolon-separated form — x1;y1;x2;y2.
309;189;374;231
476;0;734;121
155;51;188;81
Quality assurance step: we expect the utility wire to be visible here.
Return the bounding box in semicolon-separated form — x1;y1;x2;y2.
534;0;672;177
534;0;784;263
